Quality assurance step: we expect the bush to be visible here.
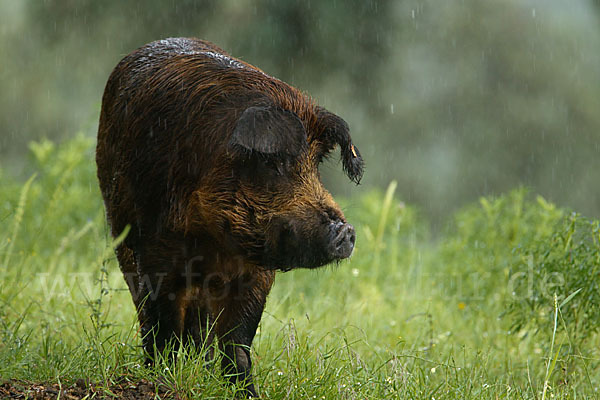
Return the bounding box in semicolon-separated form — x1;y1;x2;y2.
1;134;104;261
436;189;564;305
507;213;600;348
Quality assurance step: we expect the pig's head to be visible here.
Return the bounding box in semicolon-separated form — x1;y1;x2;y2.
221;104;364;270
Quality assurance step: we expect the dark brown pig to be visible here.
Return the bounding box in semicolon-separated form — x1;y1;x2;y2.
96;37;364;396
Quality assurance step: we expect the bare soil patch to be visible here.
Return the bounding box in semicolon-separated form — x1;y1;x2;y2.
0;379;173;399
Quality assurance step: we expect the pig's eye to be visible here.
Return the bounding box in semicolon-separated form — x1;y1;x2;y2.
262;158;286;176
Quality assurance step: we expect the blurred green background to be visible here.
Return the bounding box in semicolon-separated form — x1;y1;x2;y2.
1;0;599;224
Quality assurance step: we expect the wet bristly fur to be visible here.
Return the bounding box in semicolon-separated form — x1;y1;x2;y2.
96;37;363;396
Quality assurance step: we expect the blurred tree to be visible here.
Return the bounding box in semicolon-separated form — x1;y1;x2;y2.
372;0;600;223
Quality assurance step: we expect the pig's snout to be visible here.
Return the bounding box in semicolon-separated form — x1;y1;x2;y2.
328;221;356;259
264;215;356;269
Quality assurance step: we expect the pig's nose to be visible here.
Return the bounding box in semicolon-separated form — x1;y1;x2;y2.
329;221;356;259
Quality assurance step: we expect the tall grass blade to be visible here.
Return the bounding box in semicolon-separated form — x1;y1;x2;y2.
2;174;36;271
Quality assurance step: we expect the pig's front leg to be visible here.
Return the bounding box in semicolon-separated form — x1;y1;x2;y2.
208;269;275;397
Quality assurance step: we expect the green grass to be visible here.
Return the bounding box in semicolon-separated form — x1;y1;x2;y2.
1;136;599;399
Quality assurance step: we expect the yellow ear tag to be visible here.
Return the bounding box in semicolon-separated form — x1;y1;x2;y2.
351;145;357;158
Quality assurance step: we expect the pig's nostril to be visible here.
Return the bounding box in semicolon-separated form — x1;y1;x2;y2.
348;227;356;245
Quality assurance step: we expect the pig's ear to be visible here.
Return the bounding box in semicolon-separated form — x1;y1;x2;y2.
230;106;307;157
317;108;364;184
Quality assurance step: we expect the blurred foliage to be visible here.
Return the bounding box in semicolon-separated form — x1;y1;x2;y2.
1;0;600;225
508;213;600;348
0;134;103;261
437;188;564;303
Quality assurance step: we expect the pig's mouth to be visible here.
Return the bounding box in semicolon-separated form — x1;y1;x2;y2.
260;218;356;271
